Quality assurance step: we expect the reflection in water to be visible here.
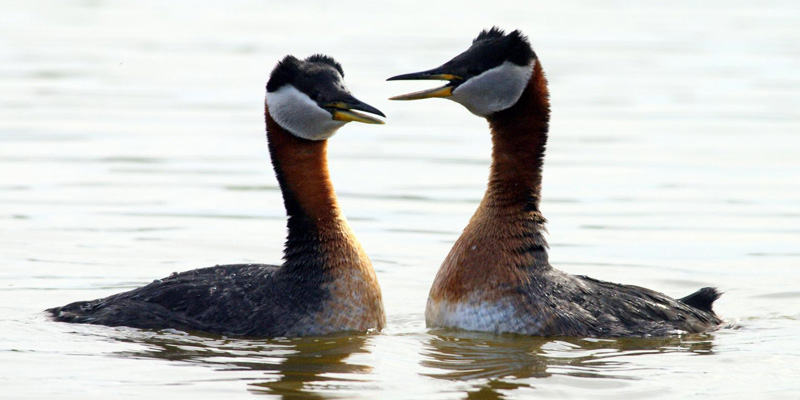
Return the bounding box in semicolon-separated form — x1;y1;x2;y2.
113;331;372;399
421;331;715;399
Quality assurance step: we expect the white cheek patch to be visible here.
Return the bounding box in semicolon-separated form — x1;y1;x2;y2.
450;60;535;117
266;85;346;141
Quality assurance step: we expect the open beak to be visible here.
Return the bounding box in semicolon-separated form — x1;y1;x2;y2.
323;98;386;125
387;68;463;101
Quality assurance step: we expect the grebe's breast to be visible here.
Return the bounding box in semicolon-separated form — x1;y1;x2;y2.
425;207;552;334
311;247;386;334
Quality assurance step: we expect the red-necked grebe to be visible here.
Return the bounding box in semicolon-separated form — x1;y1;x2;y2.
388;27;722;337
49;54;386;337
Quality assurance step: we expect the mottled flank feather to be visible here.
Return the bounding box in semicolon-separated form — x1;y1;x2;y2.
49;265;325;336
428;270;722;337
49;261;382;336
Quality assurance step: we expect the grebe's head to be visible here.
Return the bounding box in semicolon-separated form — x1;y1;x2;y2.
388;27;536;117
266;54;385;141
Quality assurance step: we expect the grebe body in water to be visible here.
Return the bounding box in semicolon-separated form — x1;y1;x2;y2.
389;28;722;337
49;55;387;337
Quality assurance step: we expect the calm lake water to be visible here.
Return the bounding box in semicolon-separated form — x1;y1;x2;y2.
1;0;799;398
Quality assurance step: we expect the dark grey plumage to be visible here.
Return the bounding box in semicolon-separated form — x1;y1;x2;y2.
48;264;331;337
515;270;722;337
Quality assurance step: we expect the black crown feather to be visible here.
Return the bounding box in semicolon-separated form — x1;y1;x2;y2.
266;54;345;92
267;55;301;92
305;54;344;77
472;26;536;66
474;26;508;42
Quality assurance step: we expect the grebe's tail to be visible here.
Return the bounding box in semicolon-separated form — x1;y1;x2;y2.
678;287;721;313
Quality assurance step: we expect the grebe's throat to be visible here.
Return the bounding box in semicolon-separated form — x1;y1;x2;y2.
485;61;550;213
266;106;352;272
475;61;551;271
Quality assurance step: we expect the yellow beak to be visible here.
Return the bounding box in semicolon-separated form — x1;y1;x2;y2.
389;85;454;101
323;100;385;124
331;109;385;124
387;70;460;101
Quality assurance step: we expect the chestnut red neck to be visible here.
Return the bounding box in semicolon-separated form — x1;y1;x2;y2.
266;108;339;221
485;61;550;212
265;106;352;272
